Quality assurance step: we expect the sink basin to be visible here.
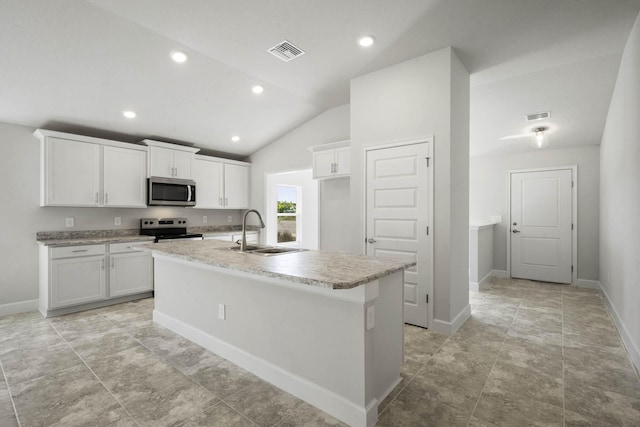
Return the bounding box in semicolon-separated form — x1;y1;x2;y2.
250;247;307;256
223;245;264;251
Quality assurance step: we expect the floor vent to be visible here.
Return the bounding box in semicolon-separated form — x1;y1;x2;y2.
526;111;550;121
267;40;306;62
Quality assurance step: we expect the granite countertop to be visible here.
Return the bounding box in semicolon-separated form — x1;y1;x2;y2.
36;226;260;247
133;239;415;290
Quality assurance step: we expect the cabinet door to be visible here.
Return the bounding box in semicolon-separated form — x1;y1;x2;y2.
50;256;106;308
224;164;250;209
334;147;351;176
173;150;193;179
193;158;224;208
312;150;335;179
149;146;175;178
45;137;101;206
110;252;153;297
104;146;147;207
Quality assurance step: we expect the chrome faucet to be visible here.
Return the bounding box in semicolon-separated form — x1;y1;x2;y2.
241;209;265;251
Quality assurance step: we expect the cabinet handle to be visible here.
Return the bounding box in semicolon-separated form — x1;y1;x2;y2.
225;197;228;206
105;193;108;204
219;197;223;206
334;163;338;173
101;260;104;269
111;258;114;268
72;249;88;253
95;192;98;203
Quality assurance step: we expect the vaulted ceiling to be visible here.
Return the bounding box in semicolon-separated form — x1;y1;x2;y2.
1;0;639;157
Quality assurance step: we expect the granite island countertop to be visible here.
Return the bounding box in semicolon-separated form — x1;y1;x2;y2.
133;239;415;290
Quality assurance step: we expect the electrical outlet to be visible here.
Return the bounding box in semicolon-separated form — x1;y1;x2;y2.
114;217;122;226
202;216;208;224
366;306;375;330
218;304;226;320
227;216;232;223
65;217;74;227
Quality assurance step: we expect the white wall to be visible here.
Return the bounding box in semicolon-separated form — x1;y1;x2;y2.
599;12;640;368
350;47;470;329
469;146;600;280
249;105;350;252
0;121;242;308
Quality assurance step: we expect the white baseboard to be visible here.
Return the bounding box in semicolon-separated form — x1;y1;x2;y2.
492;269;507;279
431;305;471;336
600;287;640;374
576;279;602;291
469;270;494;292
154;310;377;427
0;299;38;317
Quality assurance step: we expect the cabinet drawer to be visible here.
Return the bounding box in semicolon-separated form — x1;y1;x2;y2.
110;241;150;254
51;244;106;259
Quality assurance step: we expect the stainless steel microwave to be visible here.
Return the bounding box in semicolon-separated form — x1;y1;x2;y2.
148;177;196;206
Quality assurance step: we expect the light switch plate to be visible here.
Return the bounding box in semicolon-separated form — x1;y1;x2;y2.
65;217;74;227
227;216;232;223
218;304;226;320
202;216;207;224
114;217;122;226
366;306;375;330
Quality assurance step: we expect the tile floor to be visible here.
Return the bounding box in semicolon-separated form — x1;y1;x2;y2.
1;278;639;426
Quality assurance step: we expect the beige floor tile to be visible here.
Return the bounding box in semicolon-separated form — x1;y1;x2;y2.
180;401;256;426
564;378;640;426
224;380;304;426
497;336;563;378
472;391;563;426
376;393;469;427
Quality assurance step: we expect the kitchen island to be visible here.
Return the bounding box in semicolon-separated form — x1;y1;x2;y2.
135;239;414;427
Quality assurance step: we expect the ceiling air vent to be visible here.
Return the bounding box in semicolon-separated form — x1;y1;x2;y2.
267;40;306;62
526;111;550;121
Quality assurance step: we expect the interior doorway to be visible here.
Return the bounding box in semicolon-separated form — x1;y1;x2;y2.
508;167;576;284
364;138;433;329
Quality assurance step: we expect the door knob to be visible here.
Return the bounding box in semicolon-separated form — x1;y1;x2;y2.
512;229;520;233
367;238;377;243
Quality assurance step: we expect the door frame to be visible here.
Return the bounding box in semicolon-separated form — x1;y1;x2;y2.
506;165;578;284
362;136;434;329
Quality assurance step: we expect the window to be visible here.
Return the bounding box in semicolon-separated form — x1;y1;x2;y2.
277;185;300;244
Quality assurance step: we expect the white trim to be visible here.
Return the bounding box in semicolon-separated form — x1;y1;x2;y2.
469;222;497;231
361;135;434;330
154;310;378;427
307;140;350;152
142;139;200;153
469;270;494;292
0;299;39;317
194;154;250;167
431;305;471;336
506;166;578;283
576;279;602;291
600;287;640;374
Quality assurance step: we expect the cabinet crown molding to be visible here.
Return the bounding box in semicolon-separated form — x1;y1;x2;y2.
34;129;147;151
307;139;350;153
143;139;200;153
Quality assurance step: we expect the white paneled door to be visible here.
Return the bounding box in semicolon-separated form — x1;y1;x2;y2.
510;169;573;284
366;142;431;328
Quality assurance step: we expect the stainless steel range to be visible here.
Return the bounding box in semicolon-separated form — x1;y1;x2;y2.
140;218;203;242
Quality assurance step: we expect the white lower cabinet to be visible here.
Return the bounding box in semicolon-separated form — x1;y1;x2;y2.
109;242;153;297
40;241;153;316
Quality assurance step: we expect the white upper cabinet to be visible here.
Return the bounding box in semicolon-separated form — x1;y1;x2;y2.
144;140;199;179
35;130;147;207
103;146;147;207
224;163;250;208
309;140;350;179
193;155;250;209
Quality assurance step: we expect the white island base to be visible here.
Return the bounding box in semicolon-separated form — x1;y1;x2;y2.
152;254;404;427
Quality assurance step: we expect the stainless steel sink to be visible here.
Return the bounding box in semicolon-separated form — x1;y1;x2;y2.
250;247;307;256
216;245;307;256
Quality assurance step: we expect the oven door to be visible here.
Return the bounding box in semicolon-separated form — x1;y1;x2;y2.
148;177;196;206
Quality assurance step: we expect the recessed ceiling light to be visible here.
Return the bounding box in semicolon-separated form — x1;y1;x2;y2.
170;50;188;63
231;136;240;142
358;35;375;47
122;110;136;119
252;85;264;94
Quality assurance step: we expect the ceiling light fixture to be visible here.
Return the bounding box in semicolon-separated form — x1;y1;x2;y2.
252;85;264;94
170;50;188;63
358;35;375;47
231;136;240;142
533;127;548;148
122;110;136;119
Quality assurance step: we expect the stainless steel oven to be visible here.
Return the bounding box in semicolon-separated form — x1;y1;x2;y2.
148;177;196;207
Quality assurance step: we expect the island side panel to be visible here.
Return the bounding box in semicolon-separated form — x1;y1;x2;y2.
152;255;398;426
